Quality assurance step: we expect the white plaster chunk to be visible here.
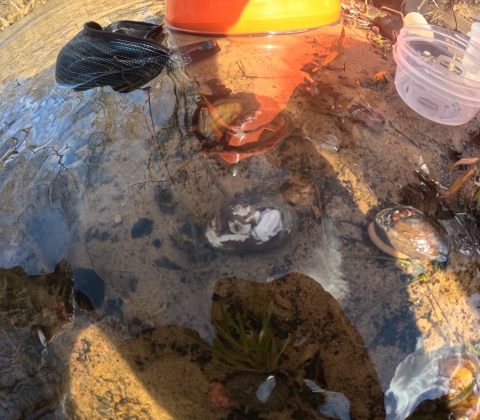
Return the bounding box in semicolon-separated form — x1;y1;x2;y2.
252;209;282;242
205;227;249;247
232;205;251;216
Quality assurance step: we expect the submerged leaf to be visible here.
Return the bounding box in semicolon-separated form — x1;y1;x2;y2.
450;157;479;175
374;70;388;82
373;70;394;83
321;26;346;66
321;51;340;66
441;167;476;199
349;105;385;131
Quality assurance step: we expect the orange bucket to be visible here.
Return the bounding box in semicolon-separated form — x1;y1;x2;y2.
165;0;341;35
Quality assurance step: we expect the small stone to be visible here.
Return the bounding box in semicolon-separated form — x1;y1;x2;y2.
114;214;122;224
113;394;121;403
208;382;236;408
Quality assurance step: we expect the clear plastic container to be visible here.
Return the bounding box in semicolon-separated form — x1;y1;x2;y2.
463;22;480;81
393;24;480;125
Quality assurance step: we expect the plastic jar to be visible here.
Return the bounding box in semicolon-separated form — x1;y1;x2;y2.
165;0;341;35
464;22;480;81
393;24;480;125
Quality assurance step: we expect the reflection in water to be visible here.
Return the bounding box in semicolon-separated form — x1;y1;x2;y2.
386;342;480;419
0;260;95;418
63;272;384;419
2;0;480;418
194;96;292;164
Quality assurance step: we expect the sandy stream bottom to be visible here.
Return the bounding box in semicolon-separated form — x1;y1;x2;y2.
2;0;480;419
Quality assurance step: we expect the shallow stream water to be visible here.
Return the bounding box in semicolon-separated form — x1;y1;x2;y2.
2;0;480;418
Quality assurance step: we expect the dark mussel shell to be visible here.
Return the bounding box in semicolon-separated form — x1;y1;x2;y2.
205;198;297;251
369;206;450;262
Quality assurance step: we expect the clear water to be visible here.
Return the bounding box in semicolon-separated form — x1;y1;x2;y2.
2;0;480;419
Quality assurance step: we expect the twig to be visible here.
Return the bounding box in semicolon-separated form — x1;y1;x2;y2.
452;8;458;32
113;55;175;185
381;6;405;25
236;61;273;79
416;0;429;13
8;0;22;13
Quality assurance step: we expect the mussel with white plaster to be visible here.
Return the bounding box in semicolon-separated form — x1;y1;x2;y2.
205;198;297;251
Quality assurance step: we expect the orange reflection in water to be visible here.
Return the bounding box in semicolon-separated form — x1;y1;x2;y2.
172;25;344;163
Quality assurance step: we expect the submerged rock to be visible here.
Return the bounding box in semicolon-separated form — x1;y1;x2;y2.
205;198;297;251
0;259;97;343
0;260;88;418
368;205;450;262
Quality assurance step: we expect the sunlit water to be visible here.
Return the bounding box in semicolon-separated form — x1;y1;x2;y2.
2;0;480;418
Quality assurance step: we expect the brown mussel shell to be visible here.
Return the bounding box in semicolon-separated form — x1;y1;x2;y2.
197;99;243;141
205;198;297;251
369;206;450;262
438;352;479;408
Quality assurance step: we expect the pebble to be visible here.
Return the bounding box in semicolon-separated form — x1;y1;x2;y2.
114;214;122;224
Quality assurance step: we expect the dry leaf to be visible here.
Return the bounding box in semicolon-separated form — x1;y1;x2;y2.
321;51;339;66
321;26;346;66
373;70;394;83
336;26;346;52
373;70;388;82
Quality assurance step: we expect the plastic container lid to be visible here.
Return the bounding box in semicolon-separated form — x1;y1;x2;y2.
165;0;341;35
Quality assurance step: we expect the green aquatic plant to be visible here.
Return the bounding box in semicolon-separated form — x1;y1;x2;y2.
351;254;413;266
189;300;291;373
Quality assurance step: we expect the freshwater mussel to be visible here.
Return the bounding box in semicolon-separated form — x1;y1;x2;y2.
402;350;480;419
368;205;450;262
205;198;297;251
195;97;291;163
438;352;479;408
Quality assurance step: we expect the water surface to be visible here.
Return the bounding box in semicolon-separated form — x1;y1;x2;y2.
2;0;480;418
